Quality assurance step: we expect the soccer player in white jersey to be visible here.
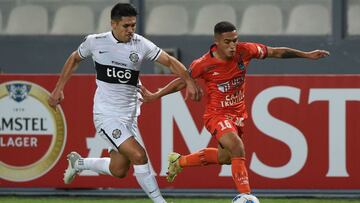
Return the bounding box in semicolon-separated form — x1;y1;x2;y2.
47;3;201;203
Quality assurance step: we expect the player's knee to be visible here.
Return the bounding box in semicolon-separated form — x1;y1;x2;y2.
130;151;148;165
227;139;245;157
218;155;231;165
229;146;245;157
110;167;129;178
109;161;130;178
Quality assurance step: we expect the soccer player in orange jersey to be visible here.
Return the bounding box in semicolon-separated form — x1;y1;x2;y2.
140;21;329;195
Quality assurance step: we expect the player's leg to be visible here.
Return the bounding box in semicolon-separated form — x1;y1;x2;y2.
180;148;220;167
63;138;117;184
63;117;136;184
216;143;232;165
166;116;229;182
166;147;220;182
171;115;238;168
119;136;166;203
217;131;250;194
202;114;250;194
63;152;112;184
109;149;131;178
169;141;232;170
63;148;130;184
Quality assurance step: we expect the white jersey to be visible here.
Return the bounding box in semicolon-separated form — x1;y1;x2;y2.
78;32;162;120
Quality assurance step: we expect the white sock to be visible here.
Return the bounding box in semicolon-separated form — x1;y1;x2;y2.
134;163;166;203
75;158;112;176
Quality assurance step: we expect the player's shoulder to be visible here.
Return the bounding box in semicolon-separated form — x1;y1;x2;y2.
237;41;267;59
85;32;110;42
237;41;264;54
191;52;211;67
238;41;267;49
130;33;149;44
237;41;257;49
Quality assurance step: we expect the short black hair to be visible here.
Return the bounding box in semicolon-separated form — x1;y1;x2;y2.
214;21;236;34
111;3;138;20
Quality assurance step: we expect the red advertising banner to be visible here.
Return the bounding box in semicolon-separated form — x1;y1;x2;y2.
0;74;359;190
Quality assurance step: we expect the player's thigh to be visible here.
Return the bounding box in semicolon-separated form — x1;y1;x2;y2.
217;144;232;165
205;115;245;156
94;116;136;152
118;136;147;164
218;131;245;157
205;114;239;140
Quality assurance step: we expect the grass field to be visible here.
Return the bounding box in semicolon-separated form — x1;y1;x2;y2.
1;197;360;203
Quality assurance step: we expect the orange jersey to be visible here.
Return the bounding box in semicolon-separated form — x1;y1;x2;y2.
189;42;267;119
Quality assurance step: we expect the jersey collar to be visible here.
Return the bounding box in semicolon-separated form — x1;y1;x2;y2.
110;31;126;43
209;44;217;58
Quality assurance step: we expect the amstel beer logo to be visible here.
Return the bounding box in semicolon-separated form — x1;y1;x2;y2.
0;81;66;182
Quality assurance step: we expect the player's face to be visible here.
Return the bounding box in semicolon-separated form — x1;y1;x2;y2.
111;16;137;42
215;31;238;59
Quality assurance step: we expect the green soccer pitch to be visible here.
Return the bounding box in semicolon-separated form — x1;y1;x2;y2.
1;197;360;203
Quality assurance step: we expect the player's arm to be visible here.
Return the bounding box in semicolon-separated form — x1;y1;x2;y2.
139;78;186;103
267;47;330;59
156;51;201;101
48;51;83;109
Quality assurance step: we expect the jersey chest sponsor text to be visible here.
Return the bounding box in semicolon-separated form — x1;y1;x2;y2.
216;75;245;93
220;89;245;107
95;62;139;86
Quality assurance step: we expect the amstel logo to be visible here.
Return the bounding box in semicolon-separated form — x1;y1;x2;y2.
0;81;66;182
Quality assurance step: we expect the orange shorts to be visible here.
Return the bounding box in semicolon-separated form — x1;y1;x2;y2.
204;114;246;140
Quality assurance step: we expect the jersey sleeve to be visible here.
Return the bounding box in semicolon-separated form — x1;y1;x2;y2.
188;59;204;79
141;36;162;61
77;35;92;59
242;42;268;59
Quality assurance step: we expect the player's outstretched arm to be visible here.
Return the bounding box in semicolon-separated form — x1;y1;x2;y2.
139;78;186;103
156;51;201;101
267;47;330;60
48;51;83;109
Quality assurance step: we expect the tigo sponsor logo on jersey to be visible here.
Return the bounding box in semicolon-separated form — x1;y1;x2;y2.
106;67;133;84
0;81;66;182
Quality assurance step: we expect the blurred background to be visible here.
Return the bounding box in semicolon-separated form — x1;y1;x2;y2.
0;0;359;74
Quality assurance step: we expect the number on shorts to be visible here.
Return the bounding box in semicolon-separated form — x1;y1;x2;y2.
218;120;232;131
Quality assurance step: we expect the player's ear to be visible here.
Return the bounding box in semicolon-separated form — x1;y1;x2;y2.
214;34;220;45
111;19;118;29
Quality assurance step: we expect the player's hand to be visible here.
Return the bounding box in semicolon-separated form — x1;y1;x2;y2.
306;50;330;60
184;79;202;101
138;85;159;103
48;90;64;110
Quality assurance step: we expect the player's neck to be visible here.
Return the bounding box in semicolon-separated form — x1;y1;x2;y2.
111;31;126;43
213;51;231;61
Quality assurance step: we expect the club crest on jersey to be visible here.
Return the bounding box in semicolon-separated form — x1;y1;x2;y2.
129;52;139;63
112;129;122;139
237;58;245;70
6;83;31;102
